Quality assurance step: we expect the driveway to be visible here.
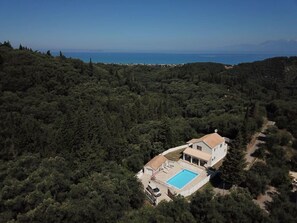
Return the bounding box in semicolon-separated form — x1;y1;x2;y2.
244;120;274;170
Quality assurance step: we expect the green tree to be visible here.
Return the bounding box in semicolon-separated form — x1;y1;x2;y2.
88;58;93;76
46;50;52;56
217;188;267;222
2;40;12;48
190;189;223;222
0;54;3;66
244;171;268;197
59;51;65;59
220;144;246;186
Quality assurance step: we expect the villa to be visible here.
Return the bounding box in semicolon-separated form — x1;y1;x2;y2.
137;131;228;204
183;132;228;167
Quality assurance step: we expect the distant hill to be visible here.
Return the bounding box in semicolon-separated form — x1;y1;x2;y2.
222;39;297;53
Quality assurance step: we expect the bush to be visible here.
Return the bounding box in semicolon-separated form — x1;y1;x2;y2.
270;167;290;187
290;154;297;171
292;140;297;150
251;146;266;159
279;131;291;146
245;171;268;197
275;116;288;129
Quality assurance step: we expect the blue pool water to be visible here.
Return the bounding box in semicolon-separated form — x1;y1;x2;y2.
167;169;198;189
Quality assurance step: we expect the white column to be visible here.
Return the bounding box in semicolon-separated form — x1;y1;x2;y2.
198;159;201;166
183;153;185;160
190;156;193;163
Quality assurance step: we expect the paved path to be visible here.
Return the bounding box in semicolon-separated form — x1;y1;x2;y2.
244;119;273;170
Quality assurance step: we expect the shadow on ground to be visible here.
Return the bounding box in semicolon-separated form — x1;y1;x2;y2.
209;172;232;190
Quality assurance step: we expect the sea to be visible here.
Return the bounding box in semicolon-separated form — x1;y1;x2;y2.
51;52;297;65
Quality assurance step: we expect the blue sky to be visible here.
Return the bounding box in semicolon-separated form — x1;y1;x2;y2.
0;0;297;52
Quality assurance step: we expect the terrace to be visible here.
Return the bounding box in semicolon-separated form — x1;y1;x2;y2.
138;148;213;204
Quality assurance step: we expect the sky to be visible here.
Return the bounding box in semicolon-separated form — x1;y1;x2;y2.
0;0;297;52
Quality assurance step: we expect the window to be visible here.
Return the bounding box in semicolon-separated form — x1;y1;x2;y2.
220;143;222;147
197;146;202;151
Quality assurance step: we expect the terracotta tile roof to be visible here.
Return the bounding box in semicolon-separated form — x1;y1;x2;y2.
187;138;199;144
187;133;225;149
183;147;211;161
145;155;168;170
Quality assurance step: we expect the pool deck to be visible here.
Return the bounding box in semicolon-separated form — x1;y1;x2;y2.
138;159;211;204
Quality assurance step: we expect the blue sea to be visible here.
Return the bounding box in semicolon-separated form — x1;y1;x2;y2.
52;52;297;65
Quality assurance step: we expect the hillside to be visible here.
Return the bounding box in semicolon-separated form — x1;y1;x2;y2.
1;43;297;222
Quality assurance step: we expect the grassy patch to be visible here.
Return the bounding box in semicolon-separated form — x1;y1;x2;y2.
164;148;185;161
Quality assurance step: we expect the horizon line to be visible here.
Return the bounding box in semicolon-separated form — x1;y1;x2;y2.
44;49;297;55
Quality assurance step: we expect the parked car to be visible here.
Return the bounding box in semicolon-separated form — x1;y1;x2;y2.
146;182;161;197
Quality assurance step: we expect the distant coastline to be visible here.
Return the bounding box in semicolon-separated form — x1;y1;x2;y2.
51;51;297;65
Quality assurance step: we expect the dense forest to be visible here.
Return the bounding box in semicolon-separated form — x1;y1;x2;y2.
1;41;297;222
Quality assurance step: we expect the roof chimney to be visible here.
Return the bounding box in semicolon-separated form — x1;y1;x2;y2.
214;129;218;133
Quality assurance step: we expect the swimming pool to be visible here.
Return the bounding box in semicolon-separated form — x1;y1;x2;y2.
167;169;198;189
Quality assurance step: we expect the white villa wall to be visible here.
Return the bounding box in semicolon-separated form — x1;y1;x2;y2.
180;175;211;197
191;141;227;167
192;141;212;154
210;142;227;166
136;170;144;179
